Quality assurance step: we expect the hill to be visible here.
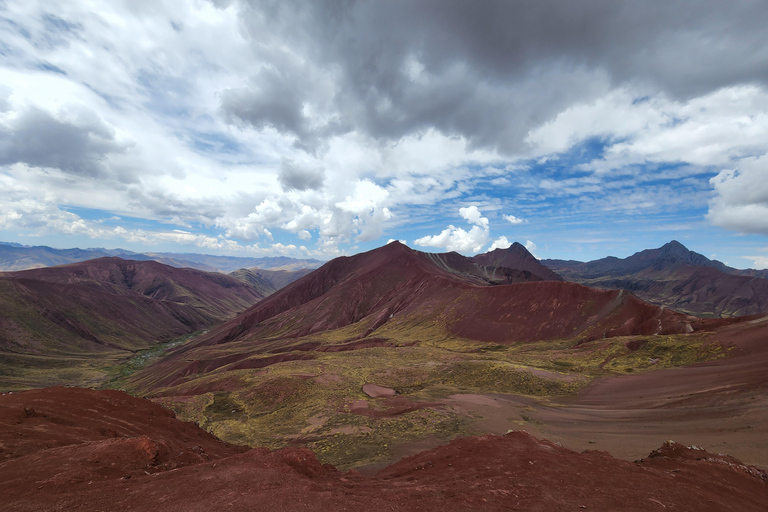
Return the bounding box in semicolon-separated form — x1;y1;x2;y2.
543;241;768;317
0;257;265;390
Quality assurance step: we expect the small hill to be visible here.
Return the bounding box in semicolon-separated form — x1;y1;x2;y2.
544;241;768;317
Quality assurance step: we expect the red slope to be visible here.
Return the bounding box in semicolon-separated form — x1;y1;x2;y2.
0;257;265;355
2;387;767;512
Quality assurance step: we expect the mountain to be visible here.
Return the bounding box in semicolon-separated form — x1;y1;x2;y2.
544;241;768;317
141;252;325;273
228;267;315;296
4;387;767;511
0;257;265;389
130;242;718;391
0;241;323;273
472;242;562;281
0;242;120;271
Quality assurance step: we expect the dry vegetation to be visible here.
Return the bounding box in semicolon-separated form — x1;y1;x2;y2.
124;325;728;470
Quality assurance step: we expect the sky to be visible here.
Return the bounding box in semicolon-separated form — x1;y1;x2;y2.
1;1;768;268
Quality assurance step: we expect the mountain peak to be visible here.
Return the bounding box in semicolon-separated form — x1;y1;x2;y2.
659;240;690;256
471;243;562;281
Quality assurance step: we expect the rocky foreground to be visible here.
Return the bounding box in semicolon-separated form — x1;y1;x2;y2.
2;387;766;511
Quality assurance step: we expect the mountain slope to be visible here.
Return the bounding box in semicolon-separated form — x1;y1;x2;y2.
0;258;265;389
229;267;315;296
544;241;768;317
4;387;767;512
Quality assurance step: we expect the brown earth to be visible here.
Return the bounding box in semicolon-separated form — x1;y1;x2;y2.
414;315;768;469
2;387;767;512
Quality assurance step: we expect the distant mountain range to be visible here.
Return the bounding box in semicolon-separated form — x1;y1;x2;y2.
0;241;324;273
543;240;768;317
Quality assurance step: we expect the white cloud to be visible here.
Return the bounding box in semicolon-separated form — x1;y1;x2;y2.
489;236;512;251
707;154;768;236
414;206;490;254
459;205;489;227
503;214;526;225
525;240;537;257
744;256;768;270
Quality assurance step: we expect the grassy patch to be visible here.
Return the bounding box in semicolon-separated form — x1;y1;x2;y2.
100;330;205;390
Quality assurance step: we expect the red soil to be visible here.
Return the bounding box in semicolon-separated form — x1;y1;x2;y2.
2;387;767;511
492;315;768;467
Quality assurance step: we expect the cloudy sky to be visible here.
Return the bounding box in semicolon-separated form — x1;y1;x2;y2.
1;0;768;267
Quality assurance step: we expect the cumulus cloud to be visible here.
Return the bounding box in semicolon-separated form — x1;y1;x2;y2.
222;0;768;154
335;180;393;242
744;256;768;270
707;154;768;235
503;214;526;225
2;1;768;259
414;206;490;254
489;236;512;251
522;240;539;258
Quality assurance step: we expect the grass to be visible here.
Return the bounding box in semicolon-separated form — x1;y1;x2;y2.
141;327;728;470
100;330;205;390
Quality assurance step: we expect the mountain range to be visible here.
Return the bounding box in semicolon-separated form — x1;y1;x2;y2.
127;241;725;394
0;241;323;273
544;240;768;316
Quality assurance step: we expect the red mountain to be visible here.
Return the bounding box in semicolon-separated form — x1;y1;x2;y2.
472;242;562;281
0;258;265;389
136;242;721;388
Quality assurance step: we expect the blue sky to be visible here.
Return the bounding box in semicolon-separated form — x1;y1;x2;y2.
1;1;768;268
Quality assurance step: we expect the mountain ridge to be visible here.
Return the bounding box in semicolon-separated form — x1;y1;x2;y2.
544;241;768;317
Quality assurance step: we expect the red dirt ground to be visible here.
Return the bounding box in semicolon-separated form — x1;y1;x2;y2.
2;387;767;511
427;316;768;469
